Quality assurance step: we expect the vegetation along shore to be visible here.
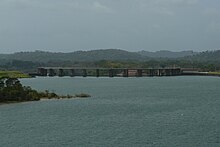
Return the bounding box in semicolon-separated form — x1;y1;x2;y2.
0;71;30;79
0;71;91;104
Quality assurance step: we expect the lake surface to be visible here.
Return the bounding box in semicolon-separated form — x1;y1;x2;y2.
0;76;220;147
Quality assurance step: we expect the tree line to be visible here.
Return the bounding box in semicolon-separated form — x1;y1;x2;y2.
0;77;91;103
0;78;41;102
1;50;220;72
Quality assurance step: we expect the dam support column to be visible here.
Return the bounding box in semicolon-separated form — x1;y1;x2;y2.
165;69;171;76
159;69;163;76
48;69;56;77
109;69;114;77
149;69;153;76
38;68;47;76
161;69;165;76
71;69;75;77
123;69;128;77
179;68;182;75
96;69;100;77
173;68;181;76
137;69;143;77
58;69;64;77
173;69;177;76
82;69;87;77
157;69;161;76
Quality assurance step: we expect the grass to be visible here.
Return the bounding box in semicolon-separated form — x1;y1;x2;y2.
208;72;220;75
0;71;30;79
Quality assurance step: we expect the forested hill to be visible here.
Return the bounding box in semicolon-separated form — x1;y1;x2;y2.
185;50;220;61
1;49;220;62
1;49;145;62
0;49;202;62
0;49;220;72
138;50;197;58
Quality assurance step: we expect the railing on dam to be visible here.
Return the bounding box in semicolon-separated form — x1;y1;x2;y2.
35;67;182;77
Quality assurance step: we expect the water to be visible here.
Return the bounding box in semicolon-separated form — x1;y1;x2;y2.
0;76;220;147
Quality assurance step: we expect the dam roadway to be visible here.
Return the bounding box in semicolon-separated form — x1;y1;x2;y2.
36;67;182;77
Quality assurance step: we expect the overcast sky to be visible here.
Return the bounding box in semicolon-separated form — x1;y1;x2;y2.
0;0;220;53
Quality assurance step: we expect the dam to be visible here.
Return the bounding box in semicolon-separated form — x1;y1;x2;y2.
36;67;182;77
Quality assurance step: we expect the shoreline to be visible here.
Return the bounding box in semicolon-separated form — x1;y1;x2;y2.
0;95;91;105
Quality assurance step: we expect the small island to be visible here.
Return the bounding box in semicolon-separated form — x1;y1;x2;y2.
0;71;91;104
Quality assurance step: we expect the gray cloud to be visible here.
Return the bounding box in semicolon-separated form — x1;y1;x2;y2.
0;0;220;53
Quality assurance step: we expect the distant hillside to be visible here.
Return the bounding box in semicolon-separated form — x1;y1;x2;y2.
1;49;220;72
0;49;202;63
185;50;220;62
0;54;8;59
138;50;197;58
1;49;220;63
1;49;145;62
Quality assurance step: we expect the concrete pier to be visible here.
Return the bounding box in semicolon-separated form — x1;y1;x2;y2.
158;69;162;76
109;69;114;77
149;69;153;76
48;69;56;76
137;69;143;77
70;69;75;77
38;68;47;76
96;69;100;77
165;69;171;76
82;69;87;77
123;69;128;77
58;69;64;77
